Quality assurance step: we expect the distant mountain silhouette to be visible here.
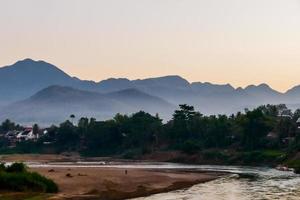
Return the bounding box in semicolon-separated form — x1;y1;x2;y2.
0;86;174;125
285;86;300;103
97;78;133;92
244;84;283;102
1;58;300;124
191;82;235;95
107;88;173;109
0;59;78;104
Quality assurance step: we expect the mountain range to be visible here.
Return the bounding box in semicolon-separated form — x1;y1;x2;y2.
1;58;300;125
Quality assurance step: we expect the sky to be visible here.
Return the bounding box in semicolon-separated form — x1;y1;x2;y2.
0;0;300;92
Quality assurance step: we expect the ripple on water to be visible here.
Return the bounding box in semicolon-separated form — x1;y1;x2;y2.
26;162;300;200
131;167;300;200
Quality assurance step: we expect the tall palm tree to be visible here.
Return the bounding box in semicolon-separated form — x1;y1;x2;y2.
70;114;75;125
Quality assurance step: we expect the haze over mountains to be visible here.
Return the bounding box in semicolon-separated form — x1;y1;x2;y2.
1;59;300;125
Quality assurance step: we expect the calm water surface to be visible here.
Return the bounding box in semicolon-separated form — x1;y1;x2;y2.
26;162;300;200
130;165;300;200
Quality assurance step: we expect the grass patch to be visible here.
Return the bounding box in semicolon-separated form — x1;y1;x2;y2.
0;163;58;193
285;159;300;174
261;150;286;158
237;150;287;165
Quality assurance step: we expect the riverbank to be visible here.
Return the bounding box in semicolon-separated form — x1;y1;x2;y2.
0;154;223;200
32;167;221;200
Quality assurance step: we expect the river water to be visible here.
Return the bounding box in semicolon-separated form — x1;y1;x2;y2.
130;165;300;200
26;162;300;200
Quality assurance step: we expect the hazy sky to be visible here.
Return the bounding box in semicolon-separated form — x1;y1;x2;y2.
0;0;300;92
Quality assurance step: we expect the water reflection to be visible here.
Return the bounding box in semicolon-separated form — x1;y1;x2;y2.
132;167;300;200
26;161;300;200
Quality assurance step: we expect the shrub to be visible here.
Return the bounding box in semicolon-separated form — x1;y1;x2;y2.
0;163;6;172
286;159;300;174
202;150;229;162
0;163;58;193
122;149;142;159
180;140;202;154
239;150;286;165
6;162;27;173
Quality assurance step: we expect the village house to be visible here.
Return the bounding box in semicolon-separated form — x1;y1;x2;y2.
4;130;20;140
3;127;45;143
297;118;300;129
16;127;38;142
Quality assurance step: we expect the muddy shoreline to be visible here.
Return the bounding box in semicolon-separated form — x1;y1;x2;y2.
31;167;222;200
0;154;224;200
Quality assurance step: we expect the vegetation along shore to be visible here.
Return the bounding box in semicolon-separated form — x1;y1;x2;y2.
0;104;299;171
0;104;300;199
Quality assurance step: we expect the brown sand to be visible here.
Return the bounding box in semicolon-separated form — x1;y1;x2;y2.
1;154;223;200
31;167;221;200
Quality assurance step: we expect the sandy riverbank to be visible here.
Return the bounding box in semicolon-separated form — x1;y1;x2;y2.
32;167;221;200
0;155;221;200
0;154;223;200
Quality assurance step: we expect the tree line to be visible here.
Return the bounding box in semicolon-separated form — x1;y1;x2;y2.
1;104;299;159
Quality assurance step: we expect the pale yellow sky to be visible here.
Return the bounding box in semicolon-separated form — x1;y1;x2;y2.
0;0;300;92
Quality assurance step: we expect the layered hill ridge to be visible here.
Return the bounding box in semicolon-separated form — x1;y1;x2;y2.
0;59;75;101
0;85;174;125
0;58;300;124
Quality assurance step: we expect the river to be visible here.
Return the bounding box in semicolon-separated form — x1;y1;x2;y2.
25;162;300;200
130;165;300;200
